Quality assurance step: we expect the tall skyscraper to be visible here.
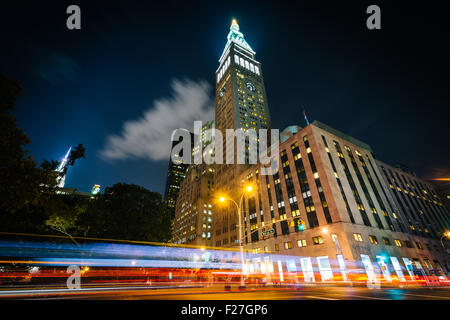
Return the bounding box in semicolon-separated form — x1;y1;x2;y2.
215;19;271;133
55;146;72;188
172;121;215;246
213;19;272;248
171;18;450;277
164;133;194;217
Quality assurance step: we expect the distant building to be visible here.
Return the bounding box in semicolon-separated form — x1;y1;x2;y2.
171;121;215;246
377;161;449;237
55;187;93;199
55;147;72;188
91;184;101;195
171;163;215;246
163;133;194;217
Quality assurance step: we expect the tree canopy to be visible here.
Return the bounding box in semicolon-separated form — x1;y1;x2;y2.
1;75;172;243
78;183;172;242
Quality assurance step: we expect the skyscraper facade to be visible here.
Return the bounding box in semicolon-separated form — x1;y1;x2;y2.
171;19;449;278
164;133;194;217
171;163;215;246
235;121;449;276
213;19;272;248
172;121;215;246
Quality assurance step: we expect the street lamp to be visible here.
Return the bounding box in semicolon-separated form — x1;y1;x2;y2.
218;184;254;288
440;231;450;249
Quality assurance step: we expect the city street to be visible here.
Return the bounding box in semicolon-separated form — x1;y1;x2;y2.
1;2;449;312
1;284;449;300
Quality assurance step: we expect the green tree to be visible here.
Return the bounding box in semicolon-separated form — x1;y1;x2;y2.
45;195;89;244
0;74;86;236
78;183;172;242
0;75;52;215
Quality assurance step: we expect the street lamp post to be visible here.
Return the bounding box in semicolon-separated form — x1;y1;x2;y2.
219;185;253;288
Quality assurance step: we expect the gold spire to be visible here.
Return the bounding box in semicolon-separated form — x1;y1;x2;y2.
230;19;239;30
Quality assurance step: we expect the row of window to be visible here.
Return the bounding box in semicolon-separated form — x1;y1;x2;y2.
353;233;429;249
217;56;231;83
217;54;261;84
258;233;437;253
383;164;449;238
234;54;260;75
271;236;324;252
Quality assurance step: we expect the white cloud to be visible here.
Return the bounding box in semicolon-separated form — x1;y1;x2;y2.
100;79;214;161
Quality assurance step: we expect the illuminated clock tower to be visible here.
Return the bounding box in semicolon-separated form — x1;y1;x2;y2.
214;19;272;248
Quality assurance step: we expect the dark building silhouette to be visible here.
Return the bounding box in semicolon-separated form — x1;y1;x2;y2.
163;132;194;217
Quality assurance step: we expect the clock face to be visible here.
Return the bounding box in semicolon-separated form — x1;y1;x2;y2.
220;86;226;97
246;82;256;92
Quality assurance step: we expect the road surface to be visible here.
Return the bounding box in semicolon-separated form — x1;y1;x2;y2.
1;283;449;300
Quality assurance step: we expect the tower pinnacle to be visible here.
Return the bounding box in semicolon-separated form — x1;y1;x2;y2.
223;18;254;55
231;19;239;31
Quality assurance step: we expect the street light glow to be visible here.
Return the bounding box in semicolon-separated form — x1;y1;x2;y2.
322;228;328;234
245;185;253;192
219;196;226;202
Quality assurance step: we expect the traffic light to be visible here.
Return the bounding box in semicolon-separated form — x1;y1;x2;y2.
294;219;306;231
298;219;306;231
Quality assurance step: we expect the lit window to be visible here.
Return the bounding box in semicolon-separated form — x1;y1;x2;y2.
235;55;239;64
369;235;379;244
394;239;402;247
284;241;292;249
254;65;260;75
353;233;363;242
297;239;307;247
245;60;250;69
313;236;324;245
275;244;279;251
314;172;319;179
250;63;255;72
240;57;245;67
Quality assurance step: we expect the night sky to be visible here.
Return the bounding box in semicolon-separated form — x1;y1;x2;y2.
1;1;449;195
